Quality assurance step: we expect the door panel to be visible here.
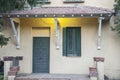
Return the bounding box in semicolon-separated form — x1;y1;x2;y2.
33;37;50;73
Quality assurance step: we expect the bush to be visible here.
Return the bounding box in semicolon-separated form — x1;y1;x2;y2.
0;34;10;48
0;75;3;80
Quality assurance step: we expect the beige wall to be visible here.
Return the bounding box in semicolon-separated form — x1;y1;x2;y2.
0;17;120;79
43;0;114;9
103;17;120;79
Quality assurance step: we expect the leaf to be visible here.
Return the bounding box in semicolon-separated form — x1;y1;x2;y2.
0;34;10;48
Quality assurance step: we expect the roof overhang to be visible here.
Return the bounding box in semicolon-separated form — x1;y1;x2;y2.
0;13;113;18
0;6;114;18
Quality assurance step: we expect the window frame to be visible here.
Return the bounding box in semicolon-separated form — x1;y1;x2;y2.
63;27;81;57
63;0;84;3
37;0;51;4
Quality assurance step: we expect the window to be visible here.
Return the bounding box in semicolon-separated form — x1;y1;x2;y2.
63;27;81;57
63;0;84;3
37;0;51;4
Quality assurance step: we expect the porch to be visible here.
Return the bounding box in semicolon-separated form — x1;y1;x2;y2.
1;6;113;80
15;73;90;80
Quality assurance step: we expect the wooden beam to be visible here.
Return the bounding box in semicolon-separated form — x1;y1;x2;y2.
54;18;60;49
0;13;112;18
10;18;20;49
98;17;104;50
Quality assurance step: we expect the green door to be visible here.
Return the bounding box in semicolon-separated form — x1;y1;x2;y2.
33;37;50;73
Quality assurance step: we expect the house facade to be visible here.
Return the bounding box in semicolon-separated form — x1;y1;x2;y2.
0;0;120;80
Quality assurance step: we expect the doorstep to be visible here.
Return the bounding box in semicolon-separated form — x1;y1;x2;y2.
15;73;90;80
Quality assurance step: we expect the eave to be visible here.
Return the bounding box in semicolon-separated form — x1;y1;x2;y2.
0;6;114;18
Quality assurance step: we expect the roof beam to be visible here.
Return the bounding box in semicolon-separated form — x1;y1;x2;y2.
98;17;104;50
10;18;20;49
54;18;60;50
0;13;112;18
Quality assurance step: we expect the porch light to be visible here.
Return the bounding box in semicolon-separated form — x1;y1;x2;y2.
26;15;29;17
90;14;93;16
35;15;38;17
100;14;103;16
44;15;47;17
81;14;84;16
17;15;20;17
72;14;74;17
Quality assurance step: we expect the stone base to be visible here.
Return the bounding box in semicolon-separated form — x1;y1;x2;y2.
8;76;15;80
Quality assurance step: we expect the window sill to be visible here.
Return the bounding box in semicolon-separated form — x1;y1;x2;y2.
64;56;81;58
63;0;84;3
37;1;51;4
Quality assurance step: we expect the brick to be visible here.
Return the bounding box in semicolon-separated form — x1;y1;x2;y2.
15;56;23;60
8;71;17;76
3;56;14;61
10;66;20;72
89;67;98;77
89;67;97;71
94;57;104;62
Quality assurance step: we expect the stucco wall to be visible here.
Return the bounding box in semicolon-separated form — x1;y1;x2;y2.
103;17;120;79
43;0;114;9
1;17;120;79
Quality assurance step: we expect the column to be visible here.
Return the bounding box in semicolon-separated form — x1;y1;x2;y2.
89;67;98;80
94;57;105;80
3;57;13;80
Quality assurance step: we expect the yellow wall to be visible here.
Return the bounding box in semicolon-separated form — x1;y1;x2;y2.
0;17;120;79
20;18;98;74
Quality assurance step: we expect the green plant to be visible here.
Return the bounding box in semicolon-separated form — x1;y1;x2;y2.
0;34;10;48
114;0;120;13
0;0;46;12
0;75;3;80
112;0;120;35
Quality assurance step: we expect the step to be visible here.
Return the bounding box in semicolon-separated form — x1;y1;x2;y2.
15;73;90;80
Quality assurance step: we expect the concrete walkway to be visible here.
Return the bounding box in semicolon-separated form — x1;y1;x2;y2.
15;74;90;80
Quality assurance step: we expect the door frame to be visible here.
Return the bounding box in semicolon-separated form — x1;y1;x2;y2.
32;27;50;73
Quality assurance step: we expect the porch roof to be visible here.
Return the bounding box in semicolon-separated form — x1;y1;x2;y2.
0;6;114;18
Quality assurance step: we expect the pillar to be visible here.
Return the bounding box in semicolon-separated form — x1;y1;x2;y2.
94;57;104;80
3;57;13;80
89;67;98;80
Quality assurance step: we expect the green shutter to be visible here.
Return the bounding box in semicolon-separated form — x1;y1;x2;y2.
66;28;75;56
63;28;67;56
63;27;81;57
75;27;81;56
